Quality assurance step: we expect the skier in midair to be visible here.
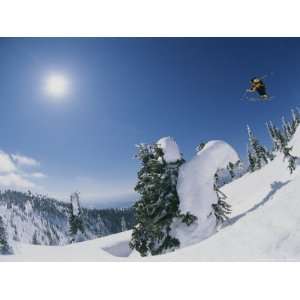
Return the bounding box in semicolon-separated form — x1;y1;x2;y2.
247;77;269;100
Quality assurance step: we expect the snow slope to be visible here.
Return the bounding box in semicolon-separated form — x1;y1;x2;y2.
2;129;300;261
156;167;299;260
153;129;300;261
0;231;133;261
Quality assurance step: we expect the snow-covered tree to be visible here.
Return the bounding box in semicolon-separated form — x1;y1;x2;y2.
0;216;12;255
283;146;298;174
130;141;196;257
266;121;282;152
247;146;256;172
291;108;300;133
282;116;293;141
274;127;287;151
212;160;245;187
214;168;230;187
121;216;127;231
212;169;232;224
32;231;40;245
227;162;235;179
226;160;245;179
196;141;206;153
212;184;231;224
68;192;85;243
266;121;298;173
212;160;241;224
247;125;271;171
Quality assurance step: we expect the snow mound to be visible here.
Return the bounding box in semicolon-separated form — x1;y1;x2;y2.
174;140;239;247
157;137;181;163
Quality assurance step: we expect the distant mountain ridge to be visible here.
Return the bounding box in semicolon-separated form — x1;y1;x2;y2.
0;190;135;246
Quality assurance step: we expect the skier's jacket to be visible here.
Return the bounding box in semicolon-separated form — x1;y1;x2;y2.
249;78;267;97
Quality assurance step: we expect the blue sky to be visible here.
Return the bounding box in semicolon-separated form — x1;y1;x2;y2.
0;38;299;207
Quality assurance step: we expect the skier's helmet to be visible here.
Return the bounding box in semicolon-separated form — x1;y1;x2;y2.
251;77;260;83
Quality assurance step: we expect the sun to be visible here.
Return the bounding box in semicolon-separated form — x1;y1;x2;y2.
44;73;70;99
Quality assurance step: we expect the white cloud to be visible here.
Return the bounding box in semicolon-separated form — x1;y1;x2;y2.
11;153;40;167
0;151;17;173
0;150;134;208
0;150;46;191
29;172;47;179
0;173;36;189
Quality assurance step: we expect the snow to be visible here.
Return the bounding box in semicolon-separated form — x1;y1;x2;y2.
173;140;239;246
0;191;133;247
290;126;300;157
25;200;33;215
0;231;133;262
178;140;239;217
102;240;132;257
151;128;300;261
3;128;300;261
157;137;181;163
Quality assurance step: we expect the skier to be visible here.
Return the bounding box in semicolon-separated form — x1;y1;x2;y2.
247;77;269;100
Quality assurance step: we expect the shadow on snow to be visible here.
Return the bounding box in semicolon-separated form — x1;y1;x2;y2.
224;180;291;228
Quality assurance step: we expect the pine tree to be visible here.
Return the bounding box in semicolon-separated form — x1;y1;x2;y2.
215;161;243;187
68;192;85;243
266;121;277;151
0;216;12;255
227;162;235;179
266;149;275;161
269;124;287;151
291;109;300;133
247;146;256;172
269;123;298;173
266;121;284;152
282;116;293;141
274;127;287;151
121;216;127;231
32;231;40;245
214;172;220;185
231;160;245;178
130;143;196;257
196;142;206;153
212;183;231;224
247;125;271;170
283;146;298;174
